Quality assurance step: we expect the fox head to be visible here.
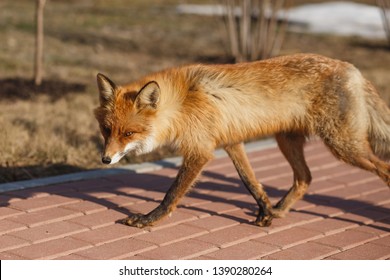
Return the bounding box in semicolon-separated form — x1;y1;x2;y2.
94;73;160;165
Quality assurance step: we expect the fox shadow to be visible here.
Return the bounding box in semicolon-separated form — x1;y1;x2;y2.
0;164;389;232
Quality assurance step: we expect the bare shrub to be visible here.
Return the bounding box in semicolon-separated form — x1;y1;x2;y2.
222;0;289;62
377;0;390;44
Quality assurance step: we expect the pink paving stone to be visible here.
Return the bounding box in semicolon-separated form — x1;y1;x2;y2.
298;205;345;218
103;194;141;207
176;207;211;219
0;207;23;219
124;201;160;215
0;251;27;260
7;237;92;260
350;220;390;237
67;209;128;229
192;201;240;215
185;215;239;232
82;187;118;199
60;200;107;215
337;207;390;225
203;240;279;260
311;229;377;250
0;219;27;235
134;224;207;246
326;242;390;260
263;242;340;260
194;224;266;248
149;211;198;231
8;195;79;212
136;239;218;260
9;221;88;244
298;217;358;235
6;207;82;228
71;223;144;246
252;227;323;249
357;190;390;205
75;238;157;259
0;235;30;252
308;179;345;194
370;235;390;247
264;211;323;234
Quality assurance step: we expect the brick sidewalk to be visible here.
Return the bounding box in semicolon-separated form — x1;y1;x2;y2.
0;141;389;260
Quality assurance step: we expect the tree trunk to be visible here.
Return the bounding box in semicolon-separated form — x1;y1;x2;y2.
34;0;46;86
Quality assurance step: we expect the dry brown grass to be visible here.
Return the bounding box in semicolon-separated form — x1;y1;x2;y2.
1;0;389;183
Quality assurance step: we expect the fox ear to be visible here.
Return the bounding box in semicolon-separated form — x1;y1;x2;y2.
136;81;160;109
97;73;117;103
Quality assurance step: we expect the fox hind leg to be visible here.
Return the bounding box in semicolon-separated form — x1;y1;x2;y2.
324;137;390;187
224;142;274;226
273;133;312;217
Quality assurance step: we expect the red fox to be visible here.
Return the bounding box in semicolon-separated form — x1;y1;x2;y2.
94;53;390;228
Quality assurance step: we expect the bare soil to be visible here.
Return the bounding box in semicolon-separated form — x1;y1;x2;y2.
0;0;389;183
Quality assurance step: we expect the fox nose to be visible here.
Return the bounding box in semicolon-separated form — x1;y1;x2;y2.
102;156;111;164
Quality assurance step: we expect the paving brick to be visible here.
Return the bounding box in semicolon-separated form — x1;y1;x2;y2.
8;237;92;260
176;207;211;219
0;219;27;235
149;211;198;231
326;242;390;260
263;242;340;260
330;170;377;186
204;240;279;260
0;207;23;219
55;253;89;260
9;221;88;244
308;179;345;194
135;224;207;246
0;251;26;260
185;215;239;232
103;195;140;207
357;190;390;205
337;207;390;225
193;201;240;215
312;229;377;250
350;221;390;237
60;200;107;215
298;205;344;218
82;187;118;199
136;239;217;260
71;223;144;245
7;207;82;228
124;201;160;215
298;217;358;235
370;235;390;247
75;238;157;259
252;227;323;249
195;224;266;248
0;235;30;252
8;195;79;212
67;209;127;229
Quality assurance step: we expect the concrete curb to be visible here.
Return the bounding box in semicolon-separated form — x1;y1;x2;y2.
0;138;276;193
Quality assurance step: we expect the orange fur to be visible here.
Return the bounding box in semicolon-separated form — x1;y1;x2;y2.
95;53;390;228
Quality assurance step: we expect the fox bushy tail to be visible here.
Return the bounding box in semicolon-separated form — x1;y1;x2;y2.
365;81;390;160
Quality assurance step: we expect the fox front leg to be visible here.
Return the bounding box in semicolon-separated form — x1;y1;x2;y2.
120;153;212;228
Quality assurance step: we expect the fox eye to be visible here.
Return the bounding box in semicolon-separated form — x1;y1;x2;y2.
101;125;111;135
124;131;134;137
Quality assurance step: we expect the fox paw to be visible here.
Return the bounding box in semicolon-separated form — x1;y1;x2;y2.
254;214;273;227
119;214;153;228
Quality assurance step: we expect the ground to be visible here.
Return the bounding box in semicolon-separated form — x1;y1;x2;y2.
0;0;389;182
